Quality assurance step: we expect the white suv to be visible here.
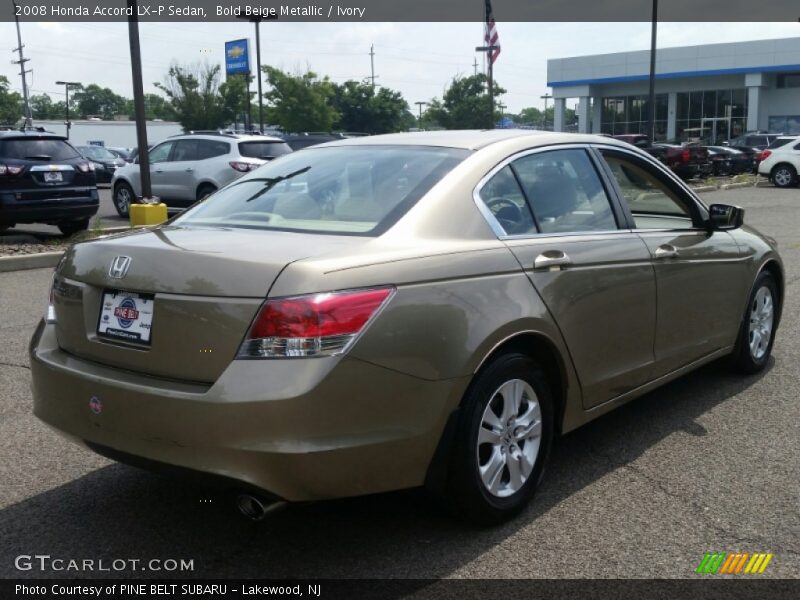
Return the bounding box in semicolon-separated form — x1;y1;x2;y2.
111;132;292;216
757;135;800;188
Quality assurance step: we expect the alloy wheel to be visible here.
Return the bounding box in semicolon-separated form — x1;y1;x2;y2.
477;378;542;498
115;186;131;214
749;286;774;360
774;168;794;187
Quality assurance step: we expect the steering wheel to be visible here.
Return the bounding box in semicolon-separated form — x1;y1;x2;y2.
485;196;524;233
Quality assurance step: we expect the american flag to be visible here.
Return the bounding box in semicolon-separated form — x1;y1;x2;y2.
484;0;501;64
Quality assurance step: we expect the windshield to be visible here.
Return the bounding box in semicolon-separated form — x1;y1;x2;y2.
175;145;470;235
78;146;117;160
0;138;80;161
238;141;292;160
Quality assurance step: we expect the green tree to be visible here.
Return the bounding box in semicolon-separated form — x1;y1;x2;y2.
331;81;410;134
72;84;128;119
0;76;23;125
218;75;251;127
262;66;338;133
30;93;56;119
155;63;227;131
426;74;505;129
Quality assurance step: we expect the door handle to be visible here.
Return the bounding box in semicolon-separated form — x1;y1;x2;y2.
534;250;572;271
185;168;194;172
654;244;678;259
154;169;163;174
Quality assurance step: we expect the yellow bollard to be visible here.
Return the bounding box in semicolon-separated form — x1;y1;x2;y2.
129;203;168;227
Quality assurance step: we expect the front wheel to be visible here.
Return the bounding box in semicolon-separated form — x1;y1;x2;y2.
442;353;554;524
113;182;135;217
732;271;779;374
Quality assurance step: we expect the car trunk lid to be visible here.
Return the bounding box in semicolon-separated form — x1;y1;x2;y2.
53;226;363;382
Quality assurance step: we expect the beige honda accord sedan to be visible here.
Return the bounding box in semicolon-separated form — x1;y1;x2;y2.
30;130;783;523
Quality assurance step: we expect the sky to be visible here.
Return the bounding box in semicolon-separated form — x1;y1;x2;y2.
0;21;798;115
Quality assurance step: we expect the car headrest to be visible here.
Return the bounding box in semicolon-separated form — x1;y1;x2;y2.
527;167;578;220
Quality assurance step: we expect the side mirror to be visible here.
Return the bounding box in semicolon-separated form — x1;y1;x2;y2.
708;203;744;230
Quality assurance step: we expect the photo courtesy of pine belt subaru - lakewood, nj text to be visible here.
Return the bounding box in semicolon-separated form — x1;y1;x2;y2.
30;130;784;523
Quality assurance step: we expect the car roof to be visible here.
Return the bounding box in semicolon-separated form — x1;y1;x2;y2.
0;130;66;140
316;129;632;151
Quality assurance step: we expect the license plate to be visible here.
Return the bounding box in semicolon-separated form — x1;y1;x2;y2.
97;291;155;345
44;172;63;183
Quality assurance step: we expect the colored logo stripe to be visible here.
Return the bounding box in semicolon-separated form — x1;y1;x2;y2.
697;552;773;574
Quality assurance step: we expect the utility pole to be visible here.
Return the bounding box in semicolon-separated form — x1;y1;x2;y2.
647;0;658;142
476;44;499;129
127;0;153;202
11;0;32;127
473;56;479;77
55;81;80;139
369;44;378;89
415;101;427;129
540;93;552;130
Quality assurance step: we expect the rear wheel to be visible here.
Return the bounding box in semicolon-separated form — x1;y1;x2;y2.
771;164;797;188
58;218;90;237
197;184;217;201
443;353;553;524
732;271;779;374
113;182;135;217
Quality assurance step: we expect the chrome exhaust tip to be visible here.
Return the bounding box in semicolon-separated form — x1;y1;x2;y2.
236;494;286;521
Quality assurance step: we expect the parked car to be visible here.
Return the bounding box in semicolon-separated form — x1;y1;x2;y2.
757;136;800;187
31;131;783;523
729;132;784;151
706;146;754;175
111;132;292;217
0;130;98;235
76;145;127;184
611;135;711;180
280;132;352;151
106;147;133;162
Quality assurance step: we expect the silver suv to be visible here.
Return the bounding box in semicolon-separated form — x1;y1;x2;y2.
111;132;292;217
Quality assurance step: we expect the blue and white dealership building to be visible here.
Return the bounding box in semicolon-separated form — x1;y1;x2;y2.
548;37;800;142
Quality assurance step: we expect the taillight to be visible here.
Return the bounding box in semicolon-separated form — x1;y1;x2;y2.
0;164;24;176
237;287;395;358
229;161;259;173
759;150;771;161
681;149;690;163
45;274;57;324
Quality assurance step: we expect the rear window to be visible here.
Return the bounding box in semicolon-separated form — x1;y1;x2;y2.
176;145;470;235
0;138;80;161
238;141;292;159
768;138;795;149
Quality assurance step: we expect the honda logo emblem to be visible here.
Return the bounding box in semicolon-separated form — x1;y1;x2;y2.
109;256;132;279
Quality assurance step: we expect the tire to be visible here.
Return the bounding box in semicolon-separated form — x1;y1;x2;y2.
732;271;779;374
113;182;135;217
442;353;554;524
58;218;90;237
771;164;797;188
197;184;217;201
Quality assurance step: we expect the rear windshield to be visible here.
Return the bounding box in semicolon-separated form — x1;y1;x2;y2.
0;138;80;161
78;145;117;160
768;138;795;149
176;145;470;235
238;141;292;159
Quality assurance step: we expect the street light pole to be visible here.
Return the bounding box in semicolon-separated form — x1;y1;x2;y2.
237;14;269;133
647;0;658;142
126;0;153;202
476;44;499;129
55;81;80;139
540;93;552;130
415;101;427;129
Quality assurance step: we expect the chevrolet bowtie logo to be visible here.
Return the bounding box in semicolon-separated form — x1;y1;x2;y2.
227;46;245;59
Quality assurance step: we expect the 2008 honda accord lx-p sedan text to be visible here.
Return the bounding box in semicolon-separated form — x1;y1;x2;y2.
30;131;784;523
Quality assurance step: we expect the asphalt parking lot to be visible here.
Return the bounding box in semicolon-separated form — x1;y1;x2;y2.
0;186;798;580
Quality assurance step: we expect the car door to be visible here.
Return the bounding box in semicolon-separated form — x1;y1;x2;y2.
156;139;199;204
597;147;749;376
476;146;657;408
146;141;174;200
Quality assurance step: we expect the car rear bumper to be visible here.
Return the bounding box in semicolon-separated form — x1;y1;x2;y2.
0;189;99;224
29;320;467;501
